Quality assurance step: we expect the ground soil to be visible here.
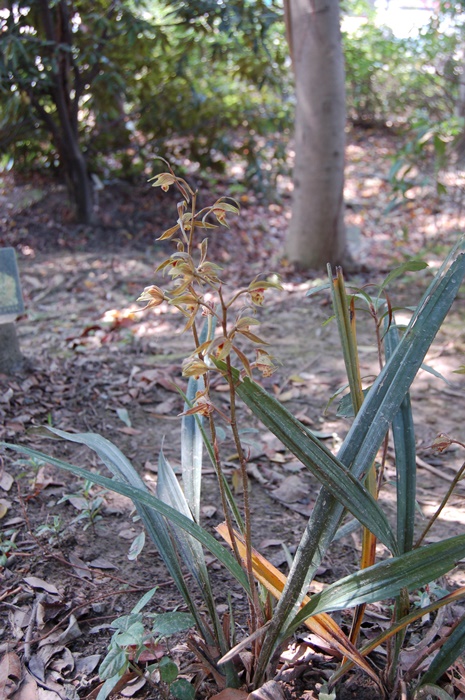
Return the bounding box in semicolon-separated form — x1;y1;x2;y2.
1;127;465;700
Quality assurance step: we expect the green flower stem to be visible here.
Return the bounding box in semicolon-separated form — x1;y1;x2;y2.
188;191;197;255
208;412;242;567
415;457;465;548
219;285;262;639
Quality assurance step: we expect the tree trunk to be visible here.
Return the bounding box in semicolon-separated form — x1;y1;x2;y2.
454;45;465;162
60;138;94;224
0;323;24;374
285;0;346;269
39;0;94;225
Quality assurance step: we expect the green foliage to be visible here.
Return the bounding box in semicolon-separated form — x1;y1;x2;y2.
3;172;465;697
0;527;18;567
126;1;291;188
343;19;406;124
343;13;459;126
57;478;105;530
388;113;465;204
35;515;65;545
97;588;195;700
0;1;156;172
0;0;290;187
342;0;465;200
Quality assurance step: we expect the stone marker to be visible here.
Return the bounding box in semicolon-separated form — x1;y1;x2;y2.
0;247;25;374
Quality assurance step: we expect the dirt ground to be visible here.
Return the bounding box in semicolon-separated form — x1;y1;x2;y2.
1;127;465;699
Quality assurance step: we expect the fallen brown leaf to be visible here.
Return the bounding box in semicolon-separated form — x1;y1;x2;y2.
68;553;93;581
271;475;307;504
23;578;59;596
0;471;14;491
209;689;248;700
248;680;286;699
0;651;22;698
116;426;142;436
120;676;146;697
11;671;38;700
0;499;11;518
87;557;117;570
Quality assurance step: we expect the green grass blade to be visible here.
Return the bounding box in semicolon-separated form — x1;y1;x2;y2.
417;614;465;688
330;266;378;644
385;321;417;554
329;265;364;414
288;534;465;630
1;441;250;594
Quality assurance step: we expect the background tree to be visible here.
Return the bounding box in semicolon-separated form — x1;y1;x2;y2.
132;0;289;185
0;0;156;224
2;0;463;257
285;0;347;269
0;1;289;206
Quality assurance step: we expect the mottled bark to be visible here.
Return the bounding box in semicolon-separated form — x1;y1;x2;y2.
454;47;465;162
285;0;346;269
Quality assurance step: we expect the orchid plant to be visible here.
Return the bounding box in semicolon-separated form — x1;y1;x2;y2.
3;163;465;699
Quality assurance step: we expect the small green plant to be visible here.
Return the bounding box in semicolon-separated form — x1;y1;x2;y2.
3;163;465;698
98;588;195;700
388;113;465;207
35;514;65;545
57;479;105;530
0;527;18;567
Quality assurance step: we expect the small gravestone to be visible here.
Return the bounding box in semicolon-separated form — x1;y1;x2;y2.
0;247;25;374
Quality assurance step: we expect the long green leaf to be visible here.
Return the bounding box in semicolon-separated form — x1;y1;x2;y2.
30;428;213;639
329;265;364;414
384;317;415;692
288;535;465;631
176;384;244;531
181;317;213;521
252;249;465;684
157;449;204;584
417;614;465;688
330;587;465;685
385;322;416;554
235;375;397;553
156;449;229;654
1;441;250;594
181;375;204;523
377;259;428;297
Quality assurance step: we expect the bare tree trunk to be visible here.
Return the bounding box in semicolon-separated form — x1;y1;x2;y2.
454;45;465;162
285;0;346;269
57;125;94;225
38;0;94;224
